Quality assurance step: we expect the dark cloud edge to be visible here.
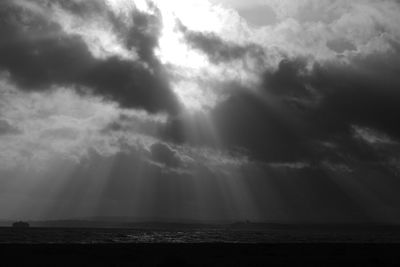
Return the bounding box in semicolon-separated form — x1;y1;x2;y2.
0;1;182;114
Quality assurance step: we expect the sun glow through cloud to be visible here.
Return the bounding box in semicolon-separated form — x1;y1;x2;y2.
153;0;228;110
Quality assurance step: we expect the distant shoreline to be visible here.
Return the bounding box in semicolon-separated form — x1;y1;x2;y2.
2;221;400;230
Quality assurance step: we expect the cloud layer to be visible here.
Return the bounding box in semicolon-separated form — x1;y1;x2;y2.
0;0;400;223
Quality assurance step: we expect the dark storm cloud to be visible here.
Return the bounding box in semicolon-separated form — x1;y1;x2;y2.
281;55;400;139
180;23;265;64
210;49;400;165
0;120;21;136
263;59;311;97
51;0;106;17
212;90;311;162
0;2;180;114
56;0;163;65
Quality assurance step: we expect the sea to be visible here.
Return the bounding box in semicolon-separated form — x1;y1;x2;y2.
1;226;400;244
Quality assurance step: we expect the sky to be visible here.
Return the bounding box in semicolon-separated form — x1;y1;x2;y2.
0;0;400;223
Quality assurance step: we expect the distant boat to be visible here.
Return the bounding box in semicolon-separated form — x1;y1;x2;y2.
12;221;30;228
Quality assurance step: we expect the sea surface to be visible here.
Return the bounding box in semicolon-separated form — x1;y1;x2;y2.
1;227;400;244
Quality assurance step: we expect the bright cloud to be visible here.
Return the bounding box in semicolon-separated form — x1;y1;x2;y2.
0;76;168;170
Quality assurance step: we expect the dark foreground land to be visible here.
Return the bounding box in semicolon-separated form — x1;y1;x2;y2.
1;244;400;266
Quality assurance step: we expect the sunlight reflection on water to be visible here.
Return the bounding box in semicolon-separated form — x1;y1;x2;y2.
1;228;400;244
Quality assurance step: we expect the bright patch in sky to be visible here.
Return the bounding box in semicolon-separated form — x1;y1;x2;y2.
153;0;238;110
